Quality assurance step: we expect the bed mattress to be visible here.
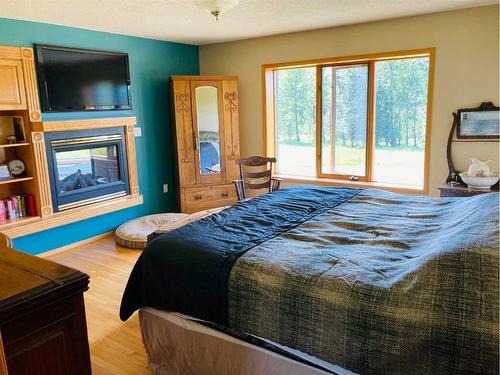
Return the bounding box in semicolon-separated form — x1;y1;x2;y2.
139;307;356;375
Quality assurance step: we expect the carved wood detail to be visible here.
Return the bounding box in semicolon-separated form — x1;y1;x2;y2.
20;48;41;122
175;93;190;112
125;124;140;197
175;91;194;164
224;91;239;160
172;79;196;187
31;131;53;218
222;80;240;181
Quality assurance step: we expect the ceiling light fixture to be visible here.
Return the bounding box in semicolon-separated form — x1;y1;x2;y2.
194;0;240;21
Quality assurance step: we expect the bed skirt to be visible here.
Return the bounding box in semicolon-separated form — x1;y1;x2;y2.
139;308;356;375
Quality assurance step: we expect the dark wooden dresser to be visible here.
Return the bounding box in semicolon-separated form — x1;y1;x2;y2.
0;248;91;375
438;184;499;197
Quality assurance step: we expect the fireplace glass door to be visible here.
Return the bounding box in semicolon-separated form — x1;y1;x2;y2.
46;128;129;212
56;144;120;191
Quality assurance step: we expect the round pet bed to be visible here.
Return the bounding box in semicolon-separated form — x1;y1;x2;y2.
115;207;227;249
115;213;189;249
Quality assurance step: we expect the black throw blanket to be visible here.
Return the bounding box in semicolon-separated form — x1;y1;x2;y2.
120;185;362;324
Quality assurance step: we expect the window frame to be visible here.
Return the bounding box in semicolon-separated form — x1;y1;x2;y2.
262;48;435;194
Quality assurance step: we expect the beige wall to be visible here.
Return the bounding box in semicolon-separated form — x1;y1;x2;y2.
200;5;499;196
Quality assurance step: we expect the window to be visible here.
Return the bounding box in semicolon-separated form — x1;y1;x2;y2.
321;64;368;177
275;67;316;176
263;49;434;192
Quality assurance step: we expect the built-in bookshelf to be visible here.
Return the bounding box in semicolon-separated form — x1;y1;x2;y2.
0;112;40;227
0;46;45;236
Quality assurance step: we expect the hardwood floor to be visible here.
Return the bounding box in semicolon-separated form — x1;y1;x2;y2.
46;235;153;375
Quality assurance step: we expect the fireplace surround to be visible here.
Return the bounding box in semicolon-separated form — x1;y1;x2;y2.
45;127;130;212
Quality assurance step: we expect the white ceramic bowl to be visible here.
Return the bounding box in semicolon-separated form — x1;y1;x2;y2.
459;172;499;189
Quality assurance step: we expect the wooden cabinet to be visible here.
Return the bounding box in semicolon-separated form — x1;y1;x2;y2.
0;47;40;121
171;76;240;213
0;59;26;110
0;248;91;375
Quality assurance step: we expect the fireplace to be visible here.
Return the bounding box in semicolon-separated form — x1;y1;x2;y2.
45;127;130;212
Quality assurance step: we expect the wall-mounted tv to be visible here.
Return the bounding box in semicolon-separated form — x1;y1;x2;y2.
35;44;132;112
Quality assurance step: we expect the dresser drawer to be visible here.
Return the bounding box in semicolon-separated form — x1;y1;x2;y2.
181;184;237;213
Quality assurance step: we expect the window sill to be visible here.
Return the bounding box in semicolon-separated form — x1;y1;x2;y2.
274;174;427;195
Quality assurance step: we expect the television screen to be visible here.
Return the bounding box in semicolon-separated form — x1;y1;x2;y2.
35;45;132;112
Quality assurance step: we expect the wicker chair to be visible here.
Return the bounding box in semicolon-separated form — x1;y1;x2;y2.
233;156;282;201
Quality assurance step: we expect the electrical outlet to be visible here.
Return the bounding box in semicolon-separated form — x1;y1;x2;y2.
134;127;142;137
162;184;169;193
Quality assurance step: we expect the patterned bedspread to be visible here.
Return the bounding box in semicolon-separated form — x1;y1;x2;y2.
120;185;499;374
228;189;499;374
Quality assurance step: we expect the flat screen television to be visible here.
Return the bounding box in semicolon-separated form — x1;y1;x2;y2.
35;44;132;112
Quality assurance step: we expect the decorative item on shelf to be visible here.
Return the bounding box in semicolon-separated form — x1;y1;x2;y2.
5;135;17;144
0;164;12;180
467;158;495;177
459;158;499;190
8;159;25;177
448;172;461;187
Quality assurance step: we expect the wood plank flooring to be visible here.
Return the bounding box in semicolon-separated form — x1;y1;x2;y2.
46;236;152;375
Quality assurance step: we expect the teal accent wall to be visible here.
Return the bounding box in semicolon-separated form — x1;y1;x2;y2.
0;17;199;254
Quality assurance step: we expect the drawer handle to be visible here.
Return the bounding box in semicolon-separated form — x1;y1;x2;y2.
221;192;229;198
194;194;203;200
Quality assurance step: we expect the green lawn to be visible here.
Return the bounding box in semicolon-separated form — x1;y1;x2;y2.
277;143;424;187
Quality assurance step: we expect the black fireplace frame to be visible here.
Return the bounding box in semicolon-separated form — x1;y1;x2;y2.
45;127;130;212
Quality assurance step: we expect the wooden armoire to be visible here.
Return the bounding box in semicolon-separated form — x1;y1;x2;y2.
171;76;240;213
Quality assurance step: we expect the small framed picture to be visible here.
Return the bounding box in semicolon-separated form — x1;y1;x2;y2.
457;102;499;139
0;164;12;180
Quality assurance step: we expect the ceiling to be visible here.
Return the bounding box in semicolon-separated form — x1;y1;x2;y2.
0;0;496;45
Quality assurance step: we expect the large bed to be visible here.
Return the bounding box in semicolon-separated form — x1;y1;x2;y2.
120;185;499;374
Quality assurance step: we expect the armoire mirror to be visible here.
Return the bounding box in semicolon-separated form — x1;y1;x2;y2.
195;86;221;175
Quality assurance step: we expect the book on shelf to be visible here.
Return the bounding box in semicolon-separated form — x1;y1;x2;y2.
0;194;37;222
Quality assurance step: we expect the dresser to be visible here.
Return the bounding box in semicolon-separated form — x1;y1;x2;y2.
171;76;240;213
0;248;91;375
438;184;499;197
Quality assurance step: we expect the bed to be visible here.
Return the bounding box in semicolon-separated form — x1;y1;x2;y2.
120;185;499;375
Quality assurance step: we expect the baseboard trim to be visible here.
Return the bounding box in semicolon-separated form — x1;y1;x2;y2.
38;231;114;258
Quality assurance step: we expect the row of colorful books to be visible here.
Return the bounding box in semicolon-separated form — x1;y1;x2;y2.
0;194;37;221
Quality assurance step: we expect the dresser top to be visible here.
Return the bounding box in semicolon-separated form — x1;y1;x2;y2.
438;184;499;193
0;248;88;314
